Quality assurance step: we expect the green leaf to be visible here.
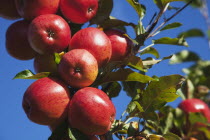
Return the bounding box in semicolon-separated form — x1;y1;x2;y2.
98;68;155;85
140;75;185;112
160;22;182;31
153;37;189;47
142;55;173;68
68;127;89;140
189;112;208;124
54;53;63;64
89;0;113;25
48;122;69;140
127;122;139;137
140;47;160;59
163;132;181;140
101;82;122;98
185;0;204;8
126;55;146;72
178;29;205;38
154;0;183;9
134;101;144;112
170;50;200;64
126;0;146;19
163;112;174;134
13;70;50;79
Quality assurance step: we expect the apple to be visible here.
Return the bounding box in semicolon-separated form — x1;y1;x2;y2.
0;0;20;19
28;14;71;54
34;53;57;74
69;27;112;68
104;29;132;61
60;0;98;24
58;49;98;88
22;77;70;125
6;20;37;60
68;87;116;135
178;98;210;122
15;0;59;20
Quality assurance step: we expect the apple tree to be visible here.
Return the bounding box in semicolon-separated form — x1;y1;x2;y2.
1;0;210;140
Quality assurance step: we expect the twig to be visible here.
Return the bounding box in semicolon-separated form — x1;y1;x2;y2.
148;0;194;38
138;43;154;53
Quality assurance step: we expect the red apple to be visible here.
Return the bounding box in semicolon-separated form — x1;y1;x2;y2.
34;53;57;74
6;20;37;60
22;77;70;125
104;29;132;61
179;98;210;122
68;87;116;135
69;27;112;67
28;14;71;54
58;49;98;88
15;0;59;20
0;0;20;19
60;0;98;24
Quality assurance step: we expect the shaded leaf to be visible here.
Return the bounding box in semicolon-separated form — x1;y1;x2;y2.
189;112;208;124
48;122;69;140
140;47;160;59
185;0;203;8
178;29;205;38
126;0;146;19
98;68;155;85
140;75;185;112
153;37;188;47
127;122;139;137
102;82;121;98
89;0;113;25
163;112;174;134
160;22;182;31
135;21;146;35
154;0;183;9
170;50;200;64
126;55;146;72
68;127;89;140
163;132;181;140
13;70;50;79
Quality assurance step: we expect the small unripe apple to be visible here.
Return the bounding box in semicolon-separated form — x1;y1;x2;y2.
22;77;70;125
15;0;59;20
0;0;20;19
58;49;98;88
69;27;112;67
33;53;57;74
104;29;132;61
68;87;116;135
179;98;210;122
28;14;71;54
60;0;98;24
6;20;37;60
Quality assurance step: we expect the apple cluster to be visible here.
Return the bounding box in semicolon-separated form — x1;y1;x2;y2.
1;0;133;138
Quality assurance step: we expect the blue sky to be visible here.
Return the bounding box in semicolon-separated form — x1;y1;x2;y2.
0;1;210;140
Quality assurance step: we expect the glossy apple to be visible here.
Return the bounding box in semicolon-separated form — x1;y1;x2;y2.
68;87;116;135
22;77;70;125
6;20;37;60
179;98;210;122
33;53;57;74
60;0;98;24
104;29;132;61
28;14;71;54
69;27;112;67
15;0;59;20
58;49;98;88
0;0;20;19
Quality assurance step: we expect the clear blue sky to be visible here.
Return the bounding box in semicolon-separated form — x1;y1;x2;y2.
0;1;210;140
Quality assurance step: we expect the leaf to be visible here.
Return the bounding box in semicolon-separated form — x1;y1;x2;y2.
189;112;208;124
101;82;122;98
134;101;144;112
127;122;139;137
153;37;189;47
140;75;185;112
89;0;113;25
154;0;183;9
178;29;205;38
160;22;182;31
48;122;69;140
54;52;64;64
126;55;146;72
68;127;89;140
126;0;146;19
163;132;181;140
140;47;160;59
163;112;174;134
142;55;173;67
13;70;50;79
98;68;155;85
169;50;200;64
185;0;204;8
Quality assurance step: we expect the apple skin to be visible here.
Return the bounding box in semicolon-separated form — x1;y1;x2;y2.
58;49;98;88
0;0;20;19
68;87;116;135
33;53;57;74
6;20;37;60
28;14;71;54
178;98;210;122
60;0;98;24
104;29;132;61
15;0;59;20
22;77;70;125
69;27;112;68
